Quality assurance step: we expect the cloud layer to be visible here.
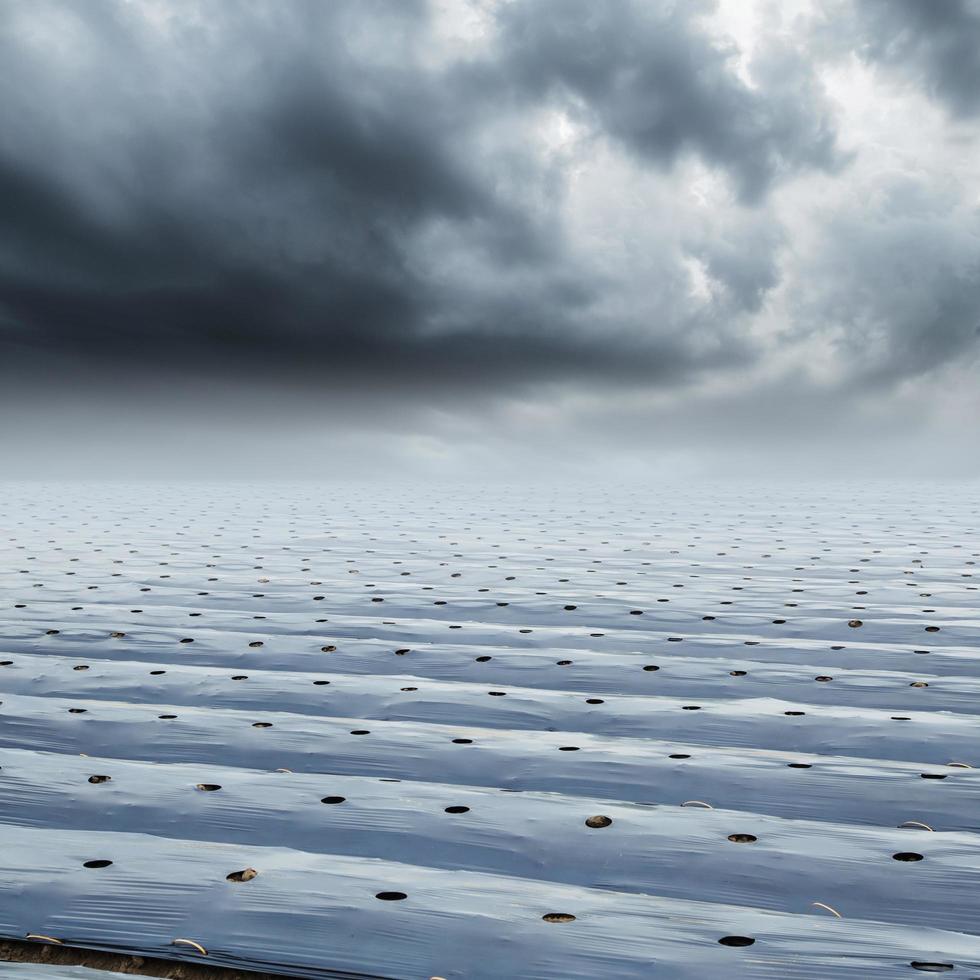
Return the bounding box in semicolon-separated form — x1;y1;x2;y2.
1;0;978;477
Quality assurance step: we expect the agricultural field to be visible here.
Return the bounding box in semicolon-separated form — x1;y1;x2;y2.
1;482;978;978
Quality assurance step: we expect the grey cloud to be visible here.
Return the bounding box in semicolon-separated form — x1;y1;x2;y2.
685;215;784;314
794;174;980;385
1;0;978;483
844;0;980;117
489;0;843;203
0;0;835;397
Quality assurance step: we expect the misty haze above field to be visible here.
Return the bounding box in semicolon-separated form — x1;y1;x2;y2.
2;0;979;478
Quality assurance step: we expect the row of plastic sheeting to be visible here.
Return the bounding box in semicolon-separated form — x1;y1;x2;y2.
1;481;978;976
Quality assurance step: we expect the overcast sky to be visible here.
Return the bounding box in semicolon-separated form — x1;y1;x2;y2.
1;0;978;479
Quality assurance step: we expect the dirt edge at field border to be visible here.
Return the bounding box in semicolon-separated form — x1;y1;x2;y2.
0;938;396;980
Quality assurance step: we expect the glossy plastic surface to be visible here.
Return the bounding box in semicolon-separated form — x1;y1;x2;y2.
1;482;978;978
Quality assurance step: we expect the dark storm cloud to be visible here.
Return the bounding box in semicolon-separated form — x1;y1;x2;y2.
4;0;977;482
0;0;532;386
0;0;841;395
489;0;842;203
844;0;980;117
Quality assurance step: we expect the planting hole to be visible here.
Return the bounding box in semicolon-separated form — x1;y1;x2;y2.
585;815;612;828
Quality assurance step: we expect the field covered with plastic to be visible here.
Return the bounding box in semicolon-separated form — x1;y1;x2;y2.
1;481;978;978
